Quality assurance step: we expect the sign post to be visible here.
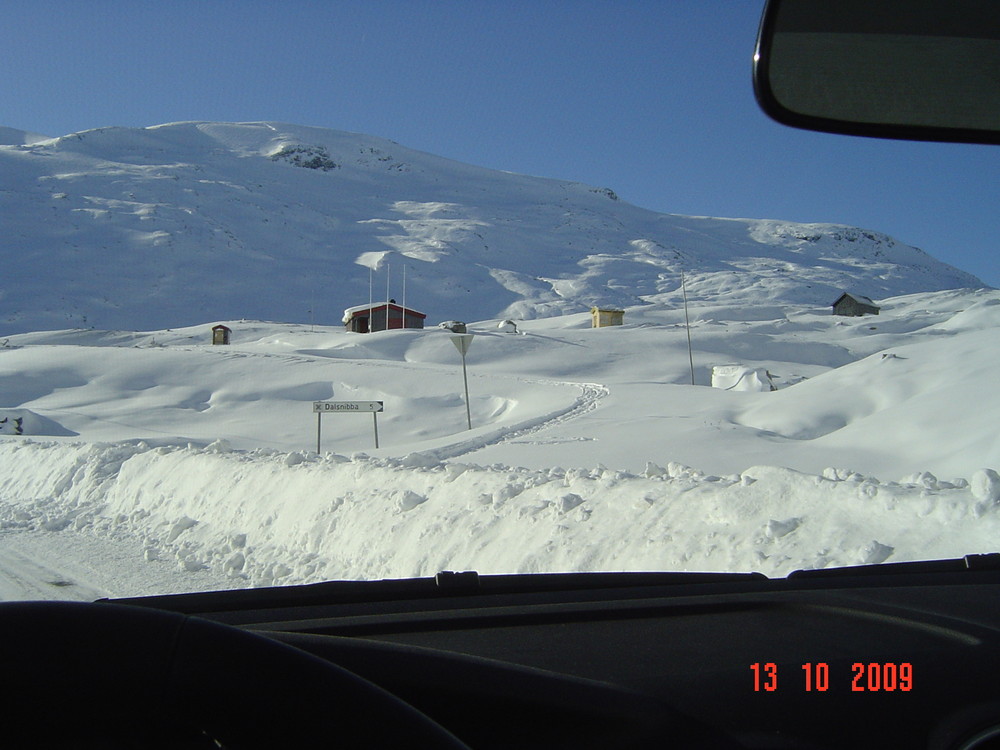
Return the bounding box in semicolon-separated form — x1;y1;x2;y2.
681;270;695;386
312;401;384;452
450;334;475;430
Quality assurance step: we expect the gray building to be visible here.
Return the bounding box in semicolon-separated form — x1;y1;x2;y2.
831;293;880;317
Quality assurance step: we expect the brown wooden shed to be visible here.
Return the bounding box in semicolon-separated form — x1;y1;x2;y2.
211;324;232;345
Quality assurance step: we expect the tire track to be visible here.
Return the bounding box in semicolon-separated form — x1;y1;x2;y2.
422;380;610;461
0;532;105;601
202;346;612;460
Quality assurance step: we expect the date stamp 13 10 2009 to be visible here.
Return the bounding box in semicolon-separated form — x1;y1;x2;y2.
751;662;913;693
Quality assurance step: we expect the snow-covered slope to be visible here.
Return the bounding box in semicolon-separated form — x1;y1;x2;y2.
2;121;996;598
0;126;51;146
0;121;985;334
2;289;999;595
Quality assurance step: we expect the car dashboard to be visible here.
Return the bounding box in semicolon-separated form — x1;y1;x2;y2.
105;559;1000;749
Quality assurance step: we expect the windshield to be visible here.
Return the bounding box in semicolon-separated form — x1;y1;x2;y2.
1;1;998;600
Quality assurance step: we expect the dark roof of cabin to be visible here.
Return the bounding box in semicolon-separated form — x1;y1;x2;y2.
832;292;879;308
342;302;427;324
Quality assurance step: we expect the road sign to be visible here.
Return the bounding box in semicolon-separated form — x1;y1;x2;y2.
450;335;475;430
313;401;384;452
313;401;384;413
450;334;474;356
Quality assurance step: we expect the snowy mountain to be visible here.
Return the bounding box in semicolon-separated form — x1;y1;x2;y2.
0;121;985;335
2;121;998;598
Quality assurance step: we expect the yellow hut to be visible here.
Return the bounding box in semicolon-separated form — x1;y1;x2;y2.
590;307;624;328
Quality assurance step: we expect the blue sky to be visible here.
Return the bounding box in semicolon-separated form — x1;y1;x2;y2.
3;0;997;286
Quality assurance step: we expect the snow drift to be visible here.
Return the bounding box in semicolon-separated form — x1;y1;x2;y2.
2;439;999;591
2;289;1000;598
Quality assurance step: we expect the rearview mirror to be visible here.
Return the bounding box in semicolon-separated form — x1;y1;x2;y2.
753;0;1000;144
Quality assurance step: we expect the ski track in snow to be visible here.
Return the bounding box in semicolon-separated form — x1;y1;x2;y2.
113;342;611;459
425;380;609;461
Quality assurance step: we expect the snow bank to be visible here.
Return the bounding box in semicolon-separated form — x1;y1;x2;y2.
711;365;775;392
2;439;998;595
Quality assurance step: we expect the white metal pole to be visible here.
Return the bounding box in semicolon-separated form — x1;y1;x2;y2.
385;262;391;329
682;271;695;385
461;351;472;430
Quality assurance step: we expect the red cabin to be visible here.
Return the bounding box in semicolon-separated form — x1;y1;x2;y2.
342;301;426;333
